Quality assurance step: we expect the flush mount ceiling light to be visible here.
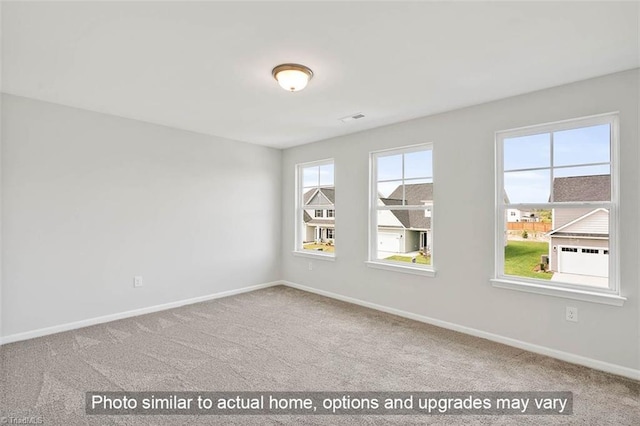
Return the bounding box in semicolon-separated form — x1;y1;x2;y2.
272;63;314;92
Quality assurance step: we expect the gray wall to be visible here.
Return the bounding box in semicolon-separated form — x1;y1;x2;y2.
1;70;638;372
281;70;639;370
1;94;282;337
0;1;4;343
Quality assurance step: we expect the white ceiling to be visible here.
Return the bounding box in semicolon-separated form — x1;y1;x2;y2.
2;1;639;149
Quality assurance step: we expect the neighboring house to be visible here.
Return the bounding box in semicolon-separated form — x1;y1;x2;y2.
520;210;540;222
303;187;335;243
547;175;610;278
507;208;539;222
507;208;522;222
378;183;432;254
504;191;511;246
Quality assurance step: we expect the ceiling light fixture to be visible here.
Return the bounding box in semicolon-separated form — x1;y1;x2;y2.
272;63;314;92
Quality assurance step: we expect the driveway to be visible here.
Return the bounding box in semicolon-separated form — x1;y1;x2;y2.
378;250;422;260
550;272;608;288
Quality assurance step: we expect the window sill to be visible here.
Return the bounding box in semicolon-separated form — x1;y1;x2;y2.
490;278;626;306
292;251;336;261
365;261;436;277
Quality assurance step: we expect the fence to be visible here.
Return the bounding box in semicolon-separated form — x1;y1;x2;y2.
507;222;552;232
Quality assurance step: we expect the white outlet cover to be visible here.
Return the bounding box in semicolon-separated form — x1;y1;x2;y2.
134;276;143;287
566;306;578;322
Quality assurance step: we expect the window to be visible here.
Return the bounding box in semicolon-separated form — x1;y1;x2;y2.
495;113;622;303
295;159;335;258
561;247;578;253
582;249;599;254
327;209;335;218
368;144;434;275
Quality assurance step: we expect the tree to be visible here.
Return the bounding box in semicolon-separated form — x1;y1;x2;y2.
537;209;552;223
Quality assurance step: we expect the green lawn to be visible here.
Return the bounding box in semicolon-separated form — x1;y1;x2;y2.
384;255;431;265
303;243;335;253
505;240;552;280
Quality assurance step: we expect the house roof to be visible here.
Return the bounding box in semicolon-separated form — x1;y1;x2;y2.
304;187;335;205
303;188;335;225
388;183;433;204
552;174;610;202
302;183;432;230
306;219;335;226
548;207;609;237
381;183;432;230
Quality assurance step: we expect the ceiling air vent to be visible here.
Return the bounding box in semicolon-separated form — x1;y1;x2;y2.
339;113;365;123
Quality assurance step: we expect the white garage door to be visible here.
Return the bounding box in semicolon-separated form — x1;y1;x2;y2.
558;246;608;278
378;233;402;253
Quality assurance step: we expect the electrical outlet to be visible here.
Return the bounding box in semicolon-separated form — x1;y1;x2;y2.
308;262;313;271
134;276;143;288
566;306;578;322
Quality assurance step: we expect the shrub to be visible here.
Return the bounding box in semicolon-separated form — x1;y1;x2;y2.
522;230;529;239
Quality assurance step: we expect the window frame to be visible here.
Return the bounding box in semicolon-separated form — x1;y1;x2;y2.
366;143;435;277
293;158;336;261
492;112;625;306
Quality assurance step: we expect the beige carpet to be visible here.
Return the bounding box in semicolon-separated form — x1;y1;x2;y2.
1;285;638;425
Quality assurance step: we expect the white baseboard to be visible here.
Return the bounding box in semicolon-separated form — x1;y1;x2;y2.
3;279;638;381
0;281;281;345
281;280;640;381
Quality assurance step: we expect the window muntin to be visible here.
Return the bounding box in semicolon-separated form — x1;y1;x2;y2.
297;160;335;256
497;114;617;293
370;145;434;269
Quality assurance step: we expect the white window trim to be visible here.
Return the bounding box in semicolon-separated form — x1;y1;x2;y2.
365;260;436;277
490;278;625;306
292;250;336;262
294;158;336;259
367;143;436;276
493;112;625;306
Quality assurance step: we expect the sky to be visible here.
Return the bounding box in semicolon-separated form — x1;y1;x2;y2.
504;123;610;204
376;150;433;199
303;123;610;206
303;163;334;188
303;150;434;201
